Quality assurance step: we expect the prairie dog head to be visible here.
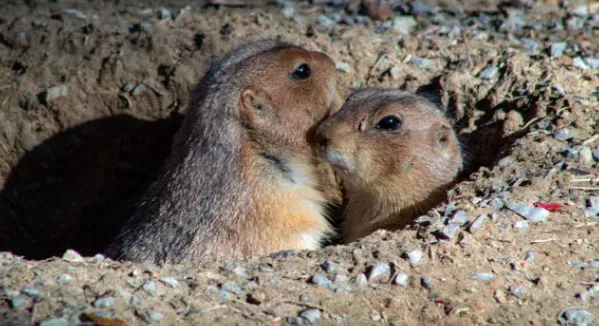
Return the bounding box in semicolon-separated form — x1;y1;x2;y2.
236;44;341;159
314;88;463;240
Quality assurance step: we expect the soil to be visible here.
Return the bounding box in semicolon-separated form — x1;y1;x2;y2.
0;0;598;325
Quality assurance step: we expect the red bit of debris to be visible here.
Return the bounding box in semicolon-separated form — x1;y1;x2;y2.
534;202;563;211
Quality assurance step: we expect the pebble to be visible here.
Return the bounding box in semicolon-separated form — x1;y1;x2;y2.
281;6;294;19
408;57;431;70
61;249;84;263
524;251;537;263
310;273;334;290
471;273;495;281
159;277;180;288
217;290;234;301
43;84;69;104
436;224;461;240
131;83;145;97
299;309;321;324
578;146;594;166
554;128;573;141
321;260;341;274
444;203;455;216
570;6;589;17
142;280;158;296
93;296;115;308
593;151;599;162
508;203;549;222
389;66;401;80
558;309;595;326
497;156;514;167
172;6;190;21
40;318;68;326
549;42;567;57
130;295;141;305
572;57;590;70
366;263;391;282
479;66;498;80
489;198;505;211
421;277;433;289
286;316;305;325
316;15;335;31
585;57;599;69
449;210;469;226
391;16;417;34
58;274;72;282
410;1;438;16
404;249;423;264
232;266;248;278
579;283;599;302
589;197;599;209
22;286;39;297
335;62;351;73
221;281;243;295
155;8;170;20
510;285;526;298
64;9;87;20
10;297;26;308
469;214;488;233
353;273;368;288
393;273;409;287
513;220;529;229
146;310;163;321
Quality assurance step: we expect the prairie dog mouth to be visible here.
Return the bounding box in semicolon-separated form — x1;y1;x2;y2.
325;150;353;175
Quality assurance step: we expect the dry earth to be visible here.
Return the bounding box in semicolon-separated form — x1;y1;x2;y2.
0;0;598;325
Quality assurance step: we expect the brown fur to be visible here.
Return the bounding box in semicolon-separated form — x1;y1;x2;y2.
314;88;463;242
104;40;342;263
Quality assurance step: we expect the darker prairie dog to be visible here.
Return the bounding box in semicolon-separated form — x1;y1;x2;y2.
105;40;342;263
314;88;463;243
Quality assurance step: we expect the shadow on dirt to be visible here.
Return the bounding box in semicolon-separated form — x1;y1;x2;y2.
0;113;184;259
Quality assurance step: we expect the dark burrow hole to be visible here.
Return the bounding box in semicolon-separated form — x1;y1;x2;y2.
0;75;549;260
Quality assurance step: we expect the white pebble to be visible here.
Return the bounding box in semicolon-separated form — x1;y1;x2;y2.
393;273;409;287
471;273;495;281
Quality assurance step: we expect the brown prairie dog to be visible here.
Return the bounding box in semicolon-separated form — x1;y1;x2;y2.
105;40;342;263
314;88;463;243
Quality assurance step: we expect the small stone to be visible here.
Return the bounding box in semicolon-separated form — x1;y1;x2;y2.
64;9;87;19
61;249;84;263
393;273;409;287
142;280;157;296
299;309;321;324
172;6;190;21
469;215;488;233
435;224;461;240
130;295;141;305
404;249;423;264
10;297;26;308
131;83;145;97
479;66;498;80
549;42;567;57
558;309;595;326
93;296;115;308
247;292;265;305
389;66;401;80
444;203;455;216
579;283;599;302
321;260;341;274
513;220;529;229
22;286;39;297
147;310;163;321
333;274;349;284
316;15;335;31
286;316;305;325
218;290;234;301
155;8;170;20
232;266;248;278
410;1;438;16
589;196;599;209
335;62;351;73
310;273;334;290
471;273;495;281
221;281;243;295
489;198;505;211
449;210;469;226
510;285;526;298
497;156;514;167
281;6;294;19
366;263;391;282
40;318;68;326
554;128;573;141
593;151;599;162
408;57;431;70
508;203;549;222
579;146;594;166
160;277;180;288
572;57;590;70
524;251;537;263
43;84;68;104
569;260;587;269
58;274;72;282
585;58;599;69
121;82;135;92
391;16;417;34
421;277;432;289
570;6;589;17
353;273;368;288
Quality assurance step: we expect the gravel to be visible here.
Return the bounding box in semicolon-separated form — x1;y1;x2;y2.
479;66;499;80
554;128;574;141
404;249;423;264
93;296;115;308
299;309;321;324
524;251;536;263
558;309;595;326
549;42;567;57
142;280;158;296
420;277;432;289
366;263;391;282
61;249;84;263
40;318;68;326
435;224;461;240
393;273;409;287
10;297;26;308
391;16;417;34
310;273;334;290
159;277;180;288
221;281;243;295
471;273;495;281
146;310;163;321
469;214;488;233
321;260;341;274
353;273;368;288
572;57;590;70
448;210;469;226
408;57;432;70
508;203;549;222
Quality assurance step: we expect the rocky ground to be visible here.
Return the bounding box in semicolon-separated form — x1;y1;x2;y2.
0;0;598;325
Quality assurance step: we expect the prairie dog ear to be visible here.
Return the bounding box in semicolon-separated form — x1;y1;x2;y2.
432;122;454;147
240;88;273;124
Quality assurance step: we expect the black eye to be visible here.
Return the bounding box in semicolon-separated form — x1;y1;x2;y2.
292;63;311;80
375;116;402;131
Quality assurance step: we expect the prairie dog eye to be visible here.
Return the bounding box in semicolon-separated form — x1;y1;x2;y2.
292;63;311;80
375;115;402;131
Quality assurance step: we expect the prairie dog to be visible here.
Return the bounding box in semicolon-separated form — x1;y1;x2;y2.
314;88;463;242
105;40;342;262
